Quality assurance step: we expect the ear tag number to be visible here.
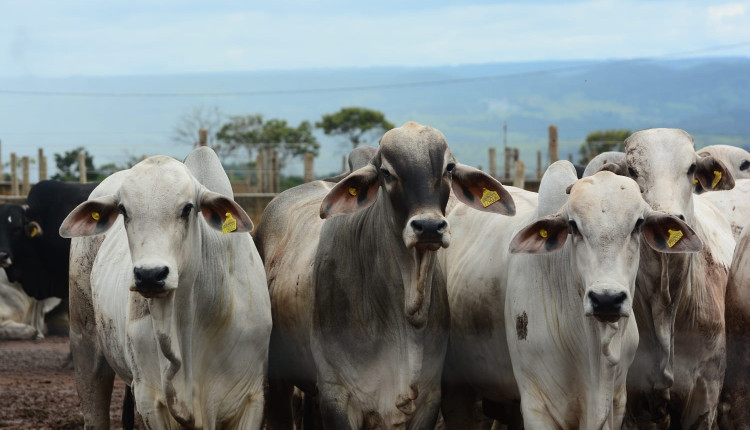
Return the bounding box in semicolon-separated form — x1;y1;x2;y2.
222;213;237;234
667;229;683;248
481;188;501;208
348;187;359;196
712;171;722;189
539;229;548;238
91;212;100;221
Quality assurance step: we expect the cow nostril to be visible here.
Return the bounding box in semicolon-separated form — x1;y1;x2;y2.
436;220;448;233
410;220;424;234
133;266;169;288
588;291;626;312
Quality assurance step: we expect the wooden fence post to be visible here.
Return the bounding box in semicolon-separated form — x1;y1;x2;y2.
78;151;87;184
537;150;543;180
548;125;559;163
21;156;30;195
256;151;264;193
504;147;511;181
304;153;315;183
199;128;208;147
271;150;279;193
489;148;497;178
514;160;526;189
10;153;18;196
38;148;47;181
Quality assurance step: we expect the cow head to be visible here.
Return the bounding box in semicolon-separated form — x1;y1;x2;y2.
0;204;43;274
510;172;701;324
60;156;253;299
603;129;734;221
320;121;515;251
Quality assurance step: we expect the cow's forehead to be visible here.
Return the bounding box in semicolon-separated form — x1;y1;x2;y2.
625;128;696;169
379;121;450;164
120;156;196;204
569;172;643;221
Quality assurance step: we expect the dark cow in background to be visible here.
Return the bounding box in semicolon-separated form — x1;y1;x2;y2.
0;180;97;334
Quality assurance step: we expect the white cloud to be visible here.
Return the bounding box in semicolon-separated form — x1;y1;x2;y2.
709;3;746;20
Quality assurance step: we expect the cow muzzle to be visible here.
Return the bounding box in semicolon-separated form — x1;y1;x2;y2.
584;285;631;323
0;251;11;268
403;215;451;251
132;265;173;298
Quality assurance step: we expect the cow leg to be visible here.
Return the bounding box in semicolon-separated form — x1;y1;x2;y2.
265;373;295;429
408;386;441;430
681;376;720;430
318;382;355;429
441;377;489;430
519;397;560;430
229;394;265;430
70;326;115;429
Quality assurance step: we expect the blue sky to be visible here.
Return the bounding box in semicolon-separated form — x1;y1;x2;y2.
2;0;749;77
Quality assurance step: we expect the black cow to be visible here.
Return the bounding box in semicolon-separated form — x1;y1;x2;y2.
0;180;97;300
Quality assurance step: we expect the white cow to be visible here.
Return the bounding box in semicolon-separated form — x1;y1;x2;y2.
440;162;700;429
720;220;750;428
697;179;750;240
60;149;272;429
0;271;60;340
697;144;750;180
605;128;735;429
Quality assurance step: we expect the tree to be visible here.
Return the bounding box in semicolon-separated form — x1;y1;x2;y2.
578;129;631;165
52;147;100;182
316;107;395;148
172;105;224;150
216;114;320;166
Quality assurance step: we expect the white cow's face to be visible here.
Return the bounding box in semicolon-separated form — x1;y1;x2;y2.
59;156;255;299
623;129;734;219
510;171;702;323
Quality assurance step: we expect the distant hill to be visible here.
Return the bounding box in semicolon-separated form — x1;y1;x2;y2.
1;57;748;178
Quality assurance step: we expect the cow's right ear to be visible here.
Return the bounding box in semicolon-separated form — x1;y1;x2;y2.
320;164;380;219
24;221;43;238
643;211;702;253
59;196;120;238
509;214;569;254
597;159;628;177
696;155;734;191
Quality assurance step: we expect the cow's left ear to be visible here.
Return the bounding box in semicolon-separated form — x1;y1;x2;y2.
199;190;254;234
509;214;569;254
643;211;702;253
24;221;43;238
696;156;734;191
59;196;120;238
451;163;515;216
320;164;380;219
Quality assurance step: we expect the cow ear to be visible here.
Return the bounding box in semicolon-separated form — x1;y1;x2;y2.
597;159;628;177
59;196;120;238
24;221;43;238
320;164;380;219
200;190;254;234
509;215;569;254
643;212;702;253
696;156;734;191
451;163;515;215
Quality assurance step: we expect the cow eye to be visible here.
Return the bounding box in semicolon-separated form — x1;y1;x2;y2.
633;218;644;233
740;160;750;171
181;203;193;219
627;167;637;178
568;220;580;235
118;204;128;219
446;163;456;174
380;168;392;179
687;163;696;175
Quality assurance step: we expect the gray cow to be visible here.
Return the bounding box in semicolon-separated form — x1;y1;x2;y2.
256;121;515;429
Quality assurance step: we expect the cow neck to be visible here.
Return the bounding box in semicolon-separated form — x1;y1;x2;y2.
143;226;204;429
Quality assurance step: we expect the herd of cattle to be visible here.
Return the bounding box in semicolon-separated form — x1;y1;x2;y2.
1;122;750;429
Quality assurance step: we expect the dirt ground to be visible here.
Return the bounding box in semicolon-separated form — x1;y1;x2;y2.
0;336;142;430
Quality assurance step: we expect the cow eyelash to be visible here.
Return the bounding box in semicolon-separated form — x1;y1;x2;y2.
687;163;696;175
446;163;456;174
568;220;580;235
181;203;194;219
627;167;637;178
633;218;644;234
118;204;128;219
380;168;392;179
741;160;750;171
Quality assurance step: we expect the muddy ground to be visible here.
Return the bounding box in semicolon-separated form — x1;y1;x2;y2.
0;336;142;429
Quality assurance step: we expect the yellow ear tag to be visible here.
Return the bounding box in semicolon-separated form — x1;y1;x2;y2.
693;178;698;186
222;213;237;235
91;212;100;221
348;187;359;196
712;171;722;189
480;188;501;208
539;229;548;238
30;226;38;238
667;229;683;248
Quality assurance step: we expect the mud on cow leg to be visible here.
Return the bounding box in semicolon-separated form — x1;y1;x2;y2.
70;326;116;429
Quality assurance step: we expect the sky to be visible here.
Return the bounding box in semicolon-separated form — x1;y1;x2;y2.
1;0;749;78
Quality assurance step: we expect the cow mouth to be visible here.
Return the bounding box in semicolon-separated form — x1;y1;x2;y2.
130;285;172;299
415;240;443;252
592;313;623;324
